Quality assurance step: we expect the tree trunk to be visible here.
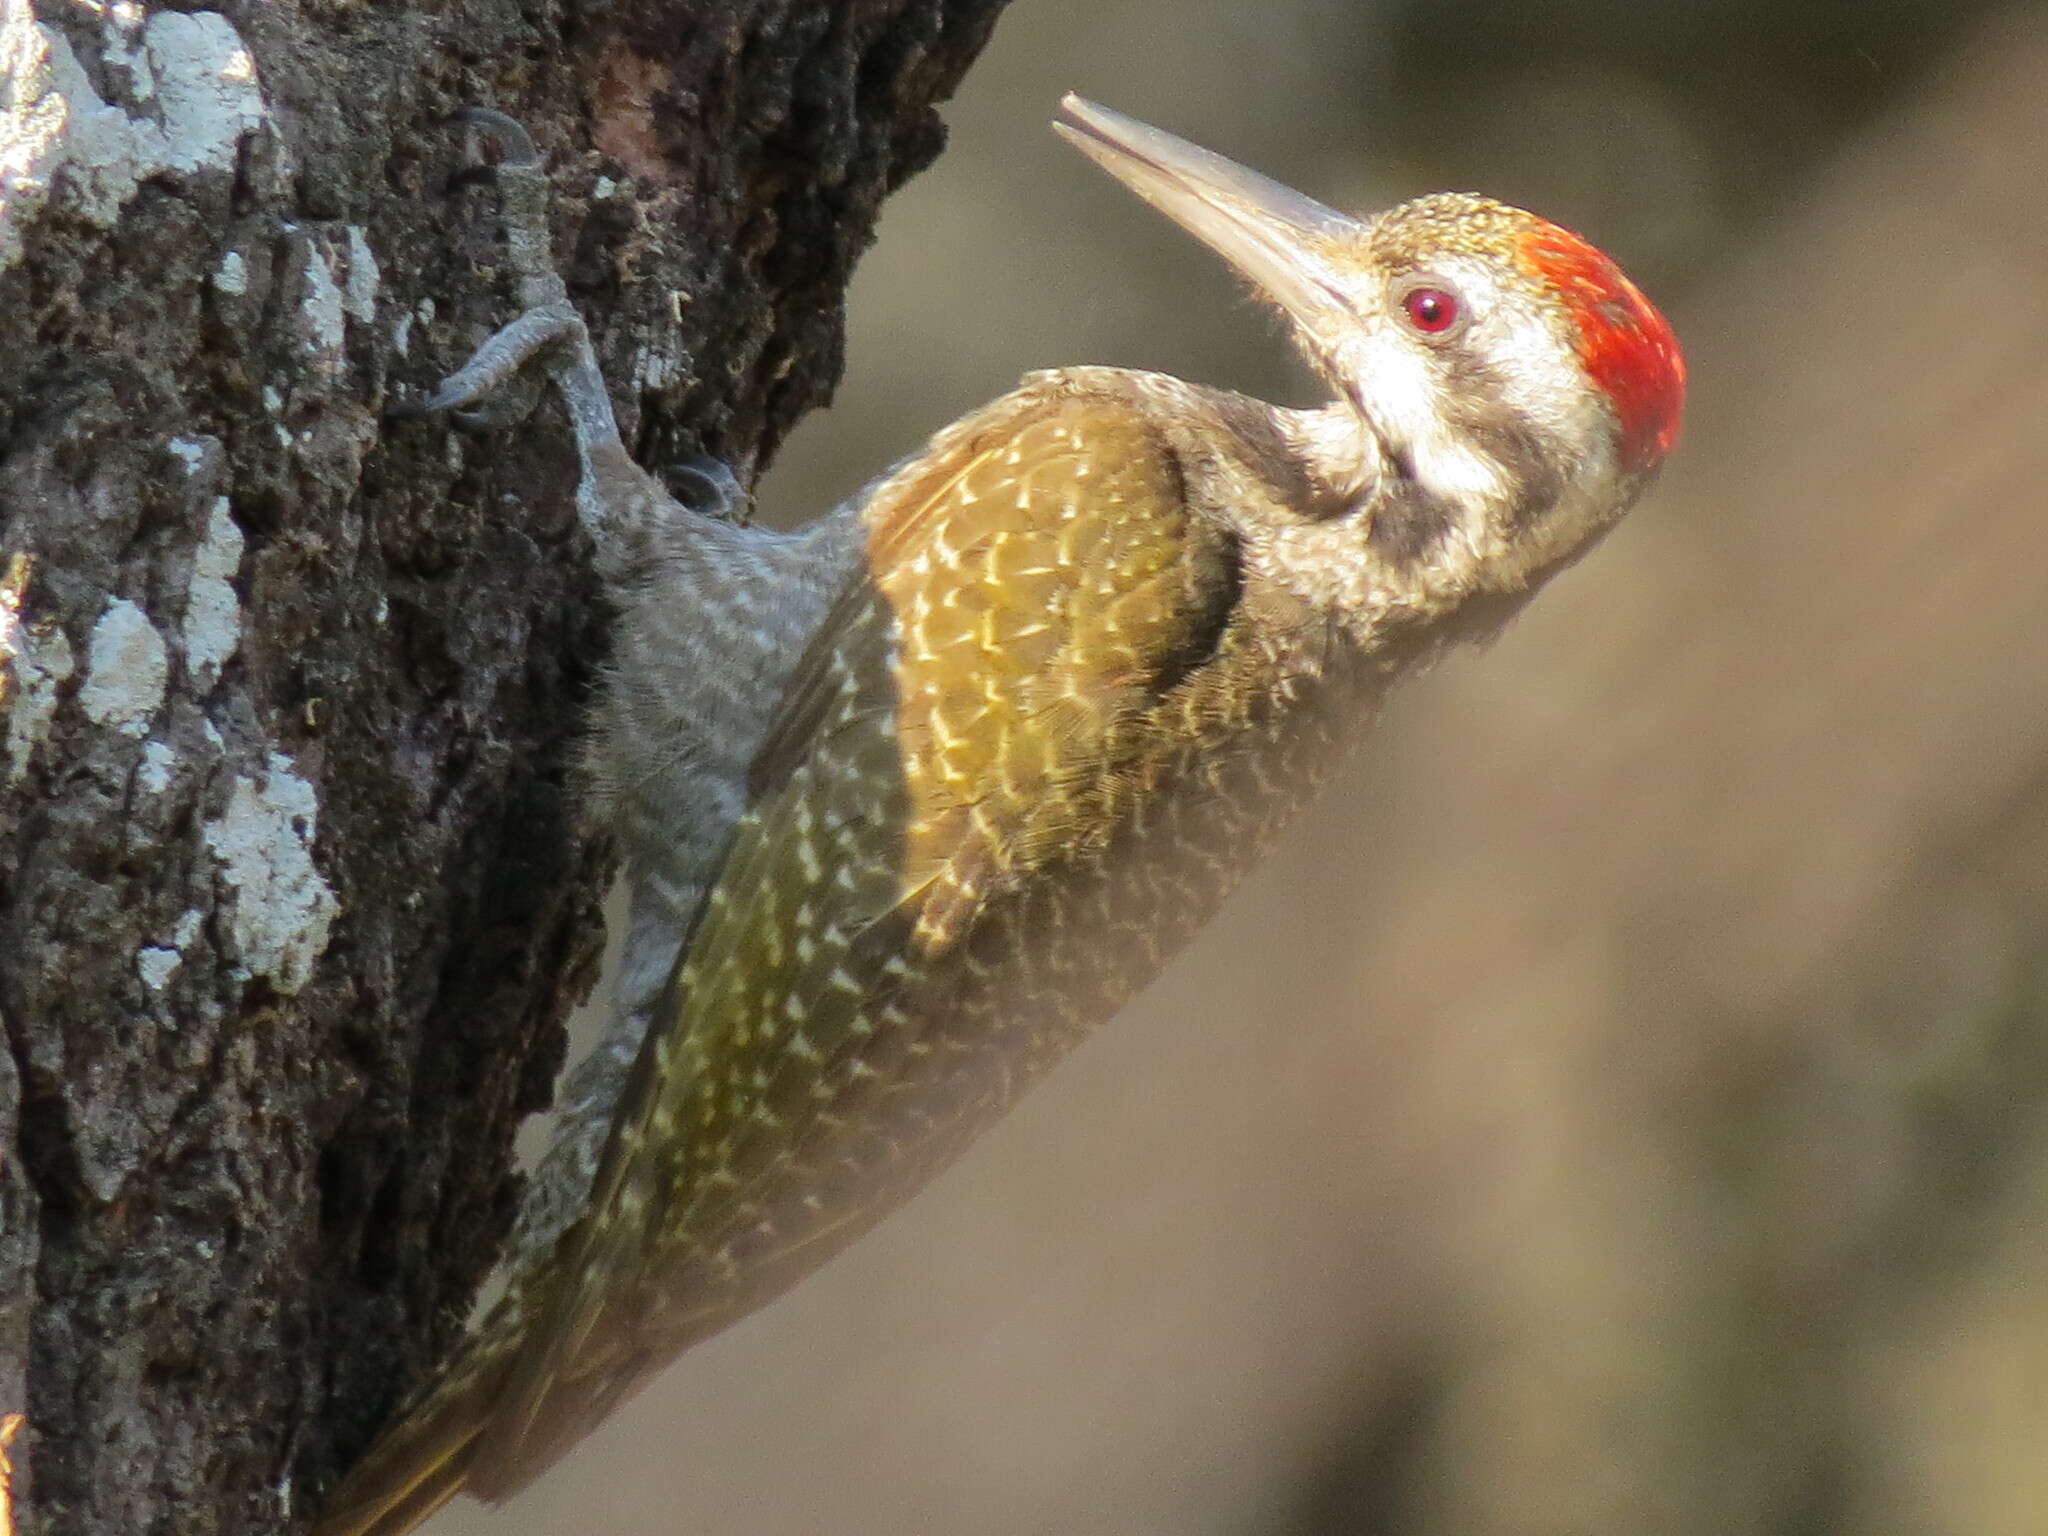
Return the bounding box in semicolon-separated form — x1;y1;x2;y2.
0;0;1011;1528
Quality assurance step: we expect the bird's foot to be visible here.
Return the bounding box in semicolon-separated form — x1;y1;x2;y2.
386;303;577;428
387;110;614;447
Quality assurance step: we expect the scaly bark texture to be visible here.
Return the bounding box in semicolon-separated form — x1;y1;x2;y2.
0;0;1012;1529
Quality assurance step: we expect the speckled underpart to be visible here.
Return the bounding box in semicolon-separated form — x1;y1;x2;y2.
316;101;1680;1536
464;376;1398;1497
535;382;1374;1363
510;497;859;1259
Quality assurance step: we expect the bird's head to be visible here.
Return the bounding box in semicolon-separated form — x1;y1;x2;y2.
1055;95;1684;607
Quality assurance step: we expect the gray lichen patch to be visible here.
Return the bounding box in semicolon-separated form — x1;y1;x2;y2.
213;248;249;294
300;237;348;370
78;599;168;739
143;11;270;175
0;7;272;271
138;739;177;795
137;945;183;990
343;226;380;323
183;497;244;690
203;751;338;995
135;910;204;991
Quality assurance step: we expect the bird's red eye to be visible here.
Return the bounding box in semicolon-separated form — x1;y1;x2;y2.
1401;285;1460;334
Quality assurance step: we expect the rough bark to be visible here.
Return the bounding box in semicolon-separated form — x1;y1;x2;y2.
0;0;1011;1528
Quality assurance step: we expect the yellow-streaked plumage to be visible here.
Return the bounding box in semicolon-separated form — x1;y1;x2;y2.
317;93;1682;1536
319;377;1369;1534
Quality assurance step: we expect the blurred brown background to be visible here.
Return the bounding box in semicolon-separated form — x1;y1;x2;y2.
459;3;2048;1531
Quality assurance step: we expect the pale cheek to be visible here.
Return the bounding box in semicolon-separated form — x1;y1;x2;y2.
1341;335;1511;511
1494;311;1605;452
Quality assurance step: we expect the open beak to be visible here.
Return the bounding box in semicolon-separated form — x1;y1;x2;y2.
1054;95;1364;342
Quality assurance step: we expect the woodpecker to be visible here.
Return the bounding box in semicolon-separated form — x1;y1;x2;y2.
320;97;1682;1536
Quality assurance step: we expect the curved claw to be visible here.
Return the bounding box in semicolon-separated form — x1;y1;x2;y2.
662;456;750;521
386;304;581;423
450;371;547;431
447;107;541;168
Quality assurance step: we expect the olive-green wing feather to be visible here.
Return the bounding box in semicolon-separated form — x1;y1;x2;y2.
470;385;1243;1494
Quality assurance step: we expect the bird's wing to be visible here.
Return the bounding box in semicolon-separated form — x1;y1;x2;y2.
475;384;1245;1490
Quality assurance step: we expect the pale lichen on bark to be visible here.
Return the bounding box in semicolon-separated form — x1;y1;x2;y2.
74;600;168;738
0;5;272;268
203;751;341;996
